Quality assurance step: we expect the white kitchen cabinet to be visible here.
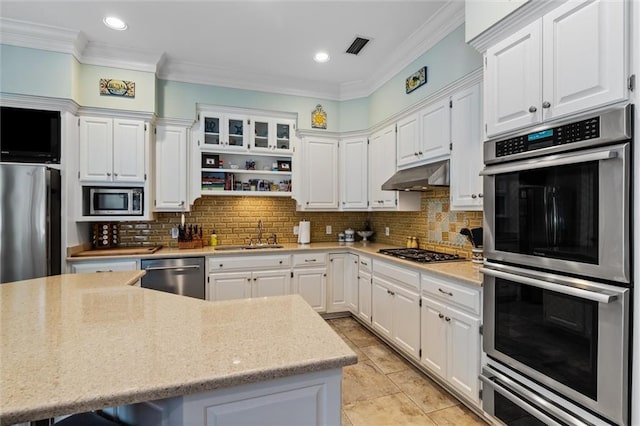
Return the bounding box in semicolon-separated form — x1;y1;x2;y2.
253;270;292;298
250;117;294;154
369;124;397;208
339;136;368;210
209;271;252;301
345;253;359;313
418;98;451;164
299;136;339;210
420;273;481;405
485;0;627;137
154;125;188;211
79;117;146;183
450;84;483;211
371;260;421;359
292;267;327;312
328;253;347;313
357;269;372;324
200;112;248;151
396;113;420;168
69;259;139;274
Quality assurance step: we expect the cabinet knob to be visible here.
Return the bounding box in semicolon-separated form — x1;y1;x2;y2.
528;106;537;113
478;193;483;198
253;278;257;281
247;278;251;282
219;264;223;268
343;201;346;205
542;101;551;109
180;201;185;206
418;151;423;155
445;317;451;322
438;313;444;319
106;172;111;177
414;152;419;156
279;260;283;264
113;173;118;177
471;194;477;199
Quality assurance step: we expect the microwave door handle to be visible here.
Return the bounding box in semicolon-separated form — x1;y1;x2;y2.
480;149;618;176
480;268;618;304
479;374;583;426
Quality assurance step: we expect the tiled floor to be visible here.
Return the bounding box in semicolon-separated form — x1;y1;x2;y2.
327;317;488;426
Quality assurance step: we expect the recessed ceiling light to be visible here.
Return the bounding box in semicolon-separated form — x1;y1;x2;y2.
314;52;330;63
103;16;127;31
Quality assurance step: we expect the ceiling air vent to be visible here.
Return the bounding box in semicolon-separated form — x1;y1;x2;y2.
346;37;370;55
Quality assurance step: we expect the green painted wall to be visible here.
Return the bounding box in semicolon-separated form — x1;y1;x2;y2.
0;45;75;99
76;64;155;112
368;25;482;126
338;97;369;132
156;79;340;131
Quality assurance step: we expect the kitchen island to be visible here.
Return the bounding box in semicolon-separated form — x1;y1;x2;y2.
0;272;356;425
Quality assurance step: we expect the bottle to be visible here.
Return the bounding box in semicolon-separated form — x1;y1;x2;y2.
411;237;418;248
406;236;412;248
210;230;218;247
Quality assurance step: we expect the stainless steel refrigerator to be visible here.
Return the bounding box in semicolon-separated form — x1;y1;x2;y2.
0;164;61;283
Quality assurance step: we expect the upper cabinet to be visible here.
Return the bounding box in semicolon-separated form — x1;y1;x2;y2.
450;84;483;211
299;136;339;210
251;118;294;154
79;117;146;183
339;136;368;210
201;113;248;151
154;125;188;212
485;0;628;137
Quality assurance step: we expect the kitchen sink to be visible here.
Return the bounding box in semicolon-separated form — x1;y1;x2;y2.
214;244;284;251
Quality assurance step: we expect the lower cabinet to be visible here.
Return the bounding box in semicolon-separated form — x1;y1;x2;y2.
69;259;139;273
209;270;291;301
292;253;327;312
327;252;359;313
356;256;372;323
420;274;481;405
345;253;359;313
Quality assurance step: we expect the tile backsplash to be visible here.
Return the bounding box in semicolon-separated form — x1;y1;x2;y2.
118;188;482;259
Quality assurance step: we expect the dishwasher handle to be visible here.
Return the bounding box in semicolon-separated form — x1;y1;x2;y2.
144;265;201;272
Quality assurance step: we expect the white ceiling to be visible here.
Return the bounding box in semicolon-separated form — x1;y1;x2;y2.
0;1;465;100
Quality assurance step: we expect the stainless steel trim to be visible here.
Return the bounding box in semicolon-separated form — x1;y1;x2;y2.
144;265;200;272
480;267;618;303
481;367;589;426
481;148;618;176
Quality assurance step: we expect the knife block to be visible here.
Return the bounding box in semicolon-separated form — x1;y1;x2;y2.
178;234;203;249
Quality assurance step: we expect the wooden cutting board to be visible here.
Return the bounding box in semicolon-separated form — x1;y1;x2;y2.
73;246;162;257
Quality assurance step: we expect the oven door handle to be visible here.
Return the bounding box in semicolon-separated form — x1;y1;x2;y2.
480;372;587;426
480;267;618;303
480;149;618;176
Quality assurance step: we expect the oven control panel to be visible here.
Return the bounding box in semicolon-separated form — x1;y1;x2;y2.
495;117;600;158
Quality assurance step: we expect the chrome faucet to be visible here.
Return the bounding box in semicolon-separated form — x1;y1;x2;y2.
257;220;264;245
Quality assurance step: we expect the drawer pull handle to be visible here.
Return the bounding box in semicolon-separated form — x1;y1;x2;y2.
438;313;444;319
438;288;454;296
305;259;317;262
360;261;368;266
96;270;114;273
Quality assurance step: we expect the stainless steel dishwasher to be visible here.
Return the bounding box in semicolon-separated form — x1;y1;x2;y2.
140;257;205;299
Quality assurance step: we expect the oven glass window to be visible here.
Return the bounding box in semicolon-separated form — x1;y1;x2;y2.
495;279;598;399
494;392;549;426
494;162;598;264
94;193;128;211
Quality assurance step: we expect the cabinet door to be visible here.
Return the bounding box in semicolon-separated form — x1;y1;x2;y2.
303;137;339;209
79;117;113;182
542;0;626;121
113;119;146;183
70;260;138;273
391;284;420;359
418;98;451;162
447;306;481;404
420;296;447;379
250;117;271;151
202;113;223;147
293;267;327;312
209;272;252;301
450;84;483;211
328;254;347;313
252;270;291;298
369;124;397;209
226;115;247;150
340;137;368;210
357;270;372;323
274;120;294;153
485;20;542;137
345;254;359;313
155;126;188;211
396;114;419;168
371;276;393;339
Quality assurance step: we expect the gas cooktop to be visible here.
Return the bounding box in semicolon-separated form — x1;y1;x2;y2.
378;248;463;263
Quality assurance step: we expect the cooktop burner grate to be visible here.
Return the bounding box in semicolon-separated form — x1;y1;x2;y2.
378;248;463;263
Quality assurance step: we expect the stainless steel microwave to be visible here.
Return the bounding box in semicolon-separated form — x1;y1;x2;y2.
88;187;143;216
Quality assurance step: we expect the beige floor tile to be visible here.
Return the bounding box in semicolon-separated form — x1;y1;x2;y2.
341;410;353;426
428;404;488;426
344;393;438;426
387;368;459;414
340;324;380;347
360;344;410;374
329;317;360;330
341;335;370;362
342;361;401;404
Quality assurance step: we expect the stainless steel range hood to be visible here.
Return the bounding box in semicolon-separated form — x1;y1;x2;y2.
381;160;449;191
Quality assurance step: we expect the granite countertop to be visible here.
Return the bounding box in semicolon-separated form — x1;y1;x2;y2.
68;242;483;286
0;273;356;424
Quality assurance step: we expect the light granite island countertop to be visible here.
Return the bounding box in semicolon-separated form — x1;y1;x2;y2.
0;272;356;425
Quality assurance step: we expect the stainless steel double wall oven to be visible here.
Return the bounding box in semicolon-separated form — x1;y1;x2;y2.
480;105;633;426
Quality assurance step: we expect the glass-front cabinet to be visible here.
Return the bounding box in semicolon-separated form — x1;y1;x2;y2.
250;118;294;154
202;113;247;150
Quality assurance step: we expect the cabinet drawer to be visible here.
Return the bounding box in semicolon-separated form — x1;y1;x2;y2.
358;256;372;273
373;260;420;291
421;273;480;315
71;260;139;273
292;253;327;267
209;255;290;272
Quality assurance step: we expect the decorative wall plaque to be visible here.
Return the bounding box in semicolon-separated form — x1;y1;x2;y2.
405;67;427;94
311;104;327;129
100;79;135;98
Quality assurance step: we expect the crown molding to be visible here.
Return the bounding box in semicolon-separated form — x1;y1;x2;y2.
155;117;195;127
195;103;298;121
296;129;342;139
79;41;165;73
0;92;79;114
468;0;566;53
77;106;155;121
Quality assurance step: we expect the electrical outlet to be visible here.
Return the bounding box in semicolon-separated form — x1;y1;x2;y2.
385;227;390;236
171;227;179;238
293;225;299;235
326;225;332;234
